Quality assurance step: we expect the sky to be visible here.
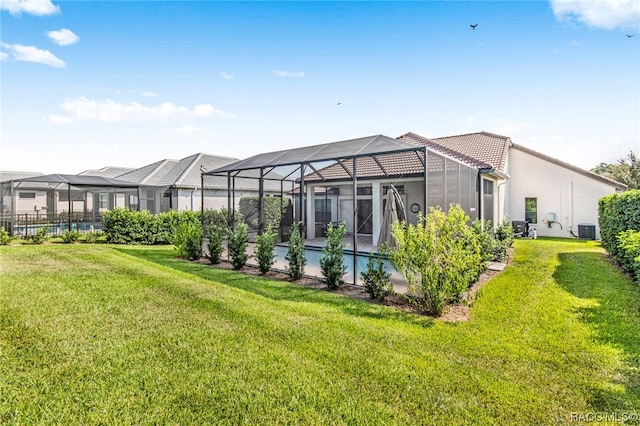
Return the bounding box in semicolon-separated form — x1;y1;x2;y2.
1;0;639;175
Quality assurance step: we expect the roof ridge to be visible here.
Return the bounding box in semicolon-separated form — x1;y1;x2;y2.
174;153;201;186
398;132;492;169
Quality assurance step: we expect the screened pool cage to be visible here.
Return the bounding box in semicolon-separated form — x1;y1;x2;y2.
202;134;486;285
0;174;140;237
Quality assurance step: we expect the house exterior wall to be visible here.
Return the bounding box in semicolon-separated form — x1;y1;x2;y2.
506;147;619;239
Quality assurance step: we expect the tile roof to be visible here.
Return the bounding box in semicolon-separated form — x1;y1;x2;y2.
397;132;494;169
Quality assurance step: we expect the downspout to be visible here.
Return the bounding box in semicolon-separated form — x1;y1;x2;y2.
569;180;578;238
496;179;508;226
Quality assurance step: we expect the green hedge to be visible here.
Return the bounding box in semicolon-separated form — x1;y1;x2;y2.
104;208;200;245
598;189;640;281
617;230;640;281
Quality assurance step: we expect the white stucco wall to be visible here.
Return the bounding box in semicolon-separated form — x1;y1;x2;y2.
506;147;619;239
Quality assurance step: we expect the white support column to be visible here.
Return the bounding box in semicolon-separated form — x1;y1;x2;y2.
372;181;382;246
306;184;316;239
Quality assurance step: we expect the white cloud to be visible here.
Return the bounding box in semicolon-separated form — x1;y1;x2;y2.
273;69;305;78
47;29;79;46
45;97;236;123
219;71;234;80
141;91;160;98
0;0;60;16
0;42;65;68
0;51;7;61
175;125;208;134
550;0;640;30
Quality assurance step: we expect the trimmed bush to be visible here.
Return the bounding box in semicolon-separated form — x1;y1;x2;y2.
0;227;11;245
598;189;640;261
390;205;484;316
253;226;278;274
174;222;202;260
320;222;347;289
228;222;249;270
361;251;392;300
285;223;306;280
61;230;79;243
104;208;201;245
616;230;640;280
206;224;224;264
473;220;512;262
27;228;48;245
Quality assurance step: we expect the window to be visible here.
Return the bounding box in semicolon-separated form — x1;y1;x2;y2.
315;199;331;223
525;197;537;223
18;192;36;199
99;193;108;209
356;187;372;195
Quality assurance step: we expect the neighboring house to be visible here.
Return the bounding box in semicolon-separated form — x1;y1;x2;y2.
116;153;287;213
0;171;45;216
401;131;626;239
78;166;136;178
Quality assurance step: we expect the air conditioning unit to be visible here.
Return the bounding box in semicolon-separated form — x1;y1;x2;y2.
577;224;596;240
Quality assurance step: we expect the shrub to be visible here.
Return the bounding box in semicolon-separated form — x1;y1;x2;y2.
390;205;483;316
27;228;49;245
202;207;242;237
254;226;278;274
206;224;224;264
361;251;392;300
174;222;202;260
228;221;249;270
285;223;306;280
616;230;640;280
104;208;153;244
84;231;105;244
472;220;512;263
154;210;199;244
320;222;347;289
61;230;79;243
598;189;640;261
0;227;11;245
104;208;201;245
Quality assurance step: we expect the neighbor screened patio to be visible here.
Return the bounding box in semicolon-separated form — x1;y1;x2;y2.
202;134;486;285
0;174;140;237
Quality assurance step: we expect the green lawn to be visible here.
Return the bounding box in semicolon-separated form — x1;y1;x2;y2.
1;239;639;424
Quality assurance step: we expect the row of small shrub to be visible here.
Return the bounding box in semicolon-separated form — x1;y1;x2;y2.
598;189;640;281
103;208;200;244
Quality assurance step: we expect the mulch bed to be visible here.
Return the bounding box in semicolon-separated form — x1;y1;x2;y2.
194;250;512;322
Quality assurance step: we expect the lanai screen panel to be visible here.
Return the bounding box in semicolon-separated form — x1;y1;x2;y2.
210;135;422;174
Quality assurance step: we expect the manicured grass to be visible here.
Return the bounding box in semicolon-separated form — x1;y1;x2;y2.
1;239;639;424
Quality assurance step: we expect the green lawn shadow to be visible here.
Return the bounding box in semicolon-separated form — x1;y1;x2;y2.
554;251;640;411
114;246;434;328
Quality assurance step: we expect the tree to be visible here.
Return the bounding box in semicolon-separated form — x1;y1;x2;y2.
591;151;640;189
